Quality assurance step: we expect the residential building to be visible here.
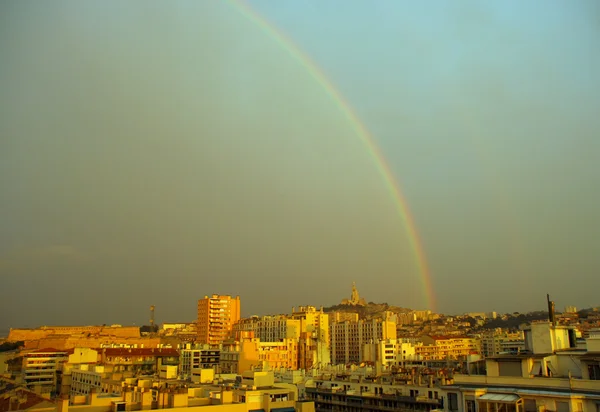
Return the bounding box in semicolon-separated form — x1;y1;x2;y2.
100;348;179;375
330;319;396;365
481;329;525;357
305;369;447;412
220;333;298;374
417;335;481;360
179;344;220;378
444;322;600;412
235;306;330;369
363;338;417;368
59;347;99;396
197;295;241;345
63;370;316;412
232;316;302;342
22;348;69;396
70;365;105;401
330;312;359;323
290;306;330;367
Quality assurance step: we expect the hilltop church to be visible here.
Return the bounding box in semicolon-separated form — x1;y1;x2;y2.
341;282;367;306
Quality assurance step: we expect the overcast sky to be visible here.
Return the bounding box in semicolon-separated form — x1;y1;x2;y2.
1;1;599;330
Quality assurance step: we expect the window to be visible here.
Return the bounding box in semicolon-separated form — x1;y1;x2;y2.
448;393;459;412
557;402;569;412
466;400;476;412
588;363;600;380
524;399;537;412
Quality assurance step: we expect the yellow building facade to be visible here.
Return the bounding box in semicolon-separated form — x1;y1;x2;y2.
197;295;241;345
330;319;397;365
417;335;481;360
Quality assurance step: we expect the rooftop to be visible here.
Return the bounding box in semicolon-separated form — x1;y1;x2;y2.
102;348;179;357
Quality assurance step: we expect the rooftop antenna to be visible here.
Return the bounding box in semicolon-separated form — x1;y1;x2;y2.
546;294;556;326
150;305;156;328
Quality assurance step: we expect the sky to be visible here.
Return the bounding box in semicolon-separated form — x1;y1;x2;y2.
1;1;599;330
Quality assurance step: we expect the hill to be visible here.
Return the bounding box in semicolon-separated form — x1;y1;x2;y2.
323;302;412;320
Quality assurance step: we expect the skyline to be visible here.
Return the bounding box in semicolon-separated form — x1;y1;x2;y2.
1;1;599;331
0;286;588;332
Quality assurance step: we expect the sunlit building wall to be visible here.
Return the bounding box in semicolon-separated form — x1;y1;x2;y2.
330;319;397;365
197;295;241;345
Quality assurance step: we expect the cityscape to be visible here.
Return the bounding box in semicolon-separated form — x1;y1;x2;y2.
1;285;600;412
2;1;599;412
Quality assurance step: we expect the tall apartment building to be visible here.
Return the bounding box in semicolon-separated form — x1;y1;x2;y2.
290;306;330;367
330;319;397;365
197;295;241;345
481;329;524;357
234;306;330;369
22;348;69;395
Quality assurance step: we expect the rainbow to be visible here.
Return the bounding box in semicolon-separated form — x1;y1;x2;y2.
227;0;436;311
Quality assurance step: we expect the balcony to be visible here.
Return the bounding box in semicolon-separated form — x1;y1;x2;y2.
161;359;179;366
453;374;600;394
133;360;155;365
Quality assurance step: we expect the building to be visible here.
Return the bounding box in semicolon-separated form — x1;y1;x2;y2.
417;336;481;360
22;348;69;396
481;329;525;357
236;306;330;369
233;316;302;342
197;295;241;345
444;322;600;412
341;282;367;306
7;326;140;343
305;368;447;412
363;338;418;368
59;347;99;396
100;347;179;375
565;306;578;314
70;365;106;401
64;370;315;412
330;312;359;323
220;333;298;374
179;344;220;378
330;319;397;365
0;383;56;411
290;306;330;368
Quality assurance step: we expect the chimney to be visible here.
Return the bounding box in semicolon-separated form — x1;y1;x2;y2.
547;294;556;326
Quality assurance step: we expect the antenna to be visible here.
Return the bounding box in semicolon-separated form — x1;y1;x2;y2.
150;305;155;328
546;294;556;326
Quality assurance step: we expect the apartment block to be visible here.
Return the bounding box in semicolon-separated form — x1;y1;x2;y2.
363;338;417;367
22;348;69;395
232;316;301;341
220;333;297;374
306;371;447;412
330;319;397;365
481;329;525;357
417;335;481;360
290;306;330;367
234;306;330;369
70;366;105;401
444;323;600;412
100;348;179;374
179;344;220;378
330;312;360;323
197;295;241;345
